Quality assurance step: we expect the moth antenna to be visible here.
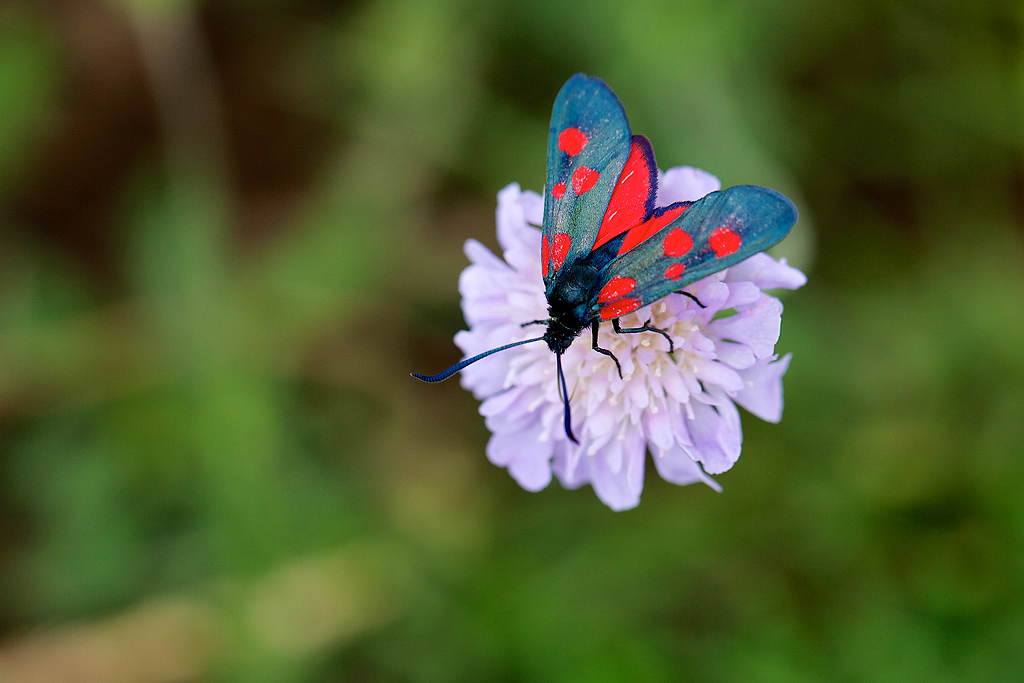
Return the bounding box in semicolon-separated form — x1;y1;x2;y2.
411;336;545;383
556;352;578;444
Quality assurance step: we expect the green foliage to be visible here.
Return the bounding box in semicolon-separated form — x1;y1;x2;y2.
1;0;1023;681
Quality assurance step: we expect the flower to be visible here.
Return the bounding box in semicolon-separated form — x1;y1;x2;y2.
454;167;806;510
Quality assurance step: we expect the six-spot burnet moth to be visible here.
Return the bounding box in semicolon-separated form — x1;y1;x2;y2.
413;73;798;443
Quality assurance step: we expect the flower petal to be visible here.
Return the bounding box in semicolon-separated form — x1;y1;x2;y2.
723;281;762;309
496;184;539;256
693;357;745;393
645;398;676;451
725;253;807;291
714;340;757;370
508;454;554;492
656;166;721;205
520;189;544;225
660;365;690;403
734;353;792;423
692;281;730;314
554;443;588;489
652;444;722;492
488;423;554;491
687;399;743;475
589;431;647;511
708;295;783;359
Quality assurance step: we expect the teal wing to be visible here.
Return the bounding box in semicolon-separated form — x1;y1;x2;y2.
589;185;798;320
542;74;632;292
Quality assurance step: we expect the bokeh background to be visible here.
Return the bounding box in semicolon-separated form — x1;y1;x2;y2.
0;0;1022;681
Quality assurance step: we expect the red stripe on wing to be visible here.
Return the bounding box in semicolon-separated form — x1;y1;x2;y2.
616;203;689;256
591;136;656;251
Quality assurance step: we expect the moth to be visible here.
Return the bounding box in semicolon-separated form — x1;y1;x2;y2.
414;74;797;443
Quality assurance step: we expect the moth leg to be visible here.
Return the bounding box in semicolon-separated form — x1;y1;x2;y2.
612;318;674;354
591;321;623;379
521;319;550;328
677;291;705;309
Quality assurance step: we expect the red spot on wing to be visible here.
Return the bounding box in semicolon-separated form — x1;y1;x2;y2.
597;276;637;304
617;204;688;256
592;139;655;251
664;263;686;281
710;226;742;257
600;297;641;320
571;166;599;195
662;228;693;257
541;235;550;277
551;182;566;199
558;127;588;155
551;233;571;272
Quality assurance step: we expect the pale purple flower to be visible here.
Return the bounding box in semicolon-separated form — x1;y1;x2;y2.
455;167;806;510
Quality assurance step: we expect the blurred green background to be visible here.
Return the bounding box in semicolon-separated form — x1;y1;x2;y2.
0;0;1022;681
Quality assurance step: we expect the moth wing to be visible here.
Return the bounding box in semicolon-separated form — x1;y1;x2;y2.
590;185;798;320
591;135;658;251
542;74;632;291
